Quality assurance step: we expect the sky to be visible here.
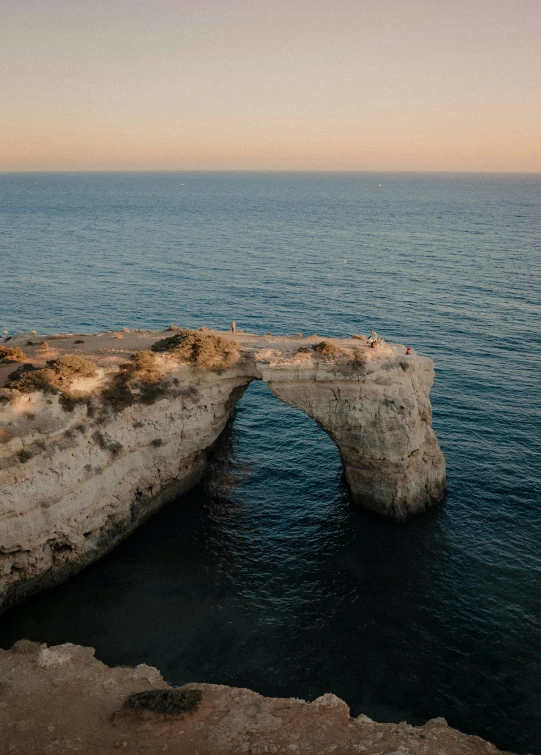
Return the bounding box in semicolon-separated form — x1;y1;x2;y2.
1;0;540;172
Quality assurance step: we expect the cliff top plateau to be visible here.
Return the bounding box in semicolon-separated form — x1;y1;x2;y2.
0;641;514;755
1;325;415;389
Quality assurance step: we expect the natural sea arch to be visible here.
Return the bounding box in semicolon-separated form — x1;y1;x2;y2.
0;340;445;612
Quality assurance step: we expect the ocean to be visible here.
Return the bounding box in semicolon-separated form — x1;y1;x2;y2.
1;172;540;753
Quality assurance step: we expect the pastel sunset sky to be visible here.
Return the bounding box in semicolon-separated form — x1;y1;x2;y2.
2;0;540;172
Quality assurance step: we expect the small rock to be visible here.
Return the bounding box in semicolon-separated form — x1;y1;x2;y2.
129;663;163;684
425;716;448;727
311;693;350;719
36;643;94;669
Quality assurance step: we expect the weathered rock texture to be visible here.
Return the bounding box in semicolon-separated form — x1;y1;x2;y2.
0;642;512;755
0;329;445;611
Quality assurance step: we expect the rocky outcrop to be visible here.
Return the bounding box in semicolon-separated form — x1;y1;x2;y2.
0;329;445;611
262;357;444;520
0;641;512;754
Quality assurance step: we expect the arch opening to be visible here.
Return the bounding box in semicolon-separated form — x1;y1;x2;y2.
0;380;352;687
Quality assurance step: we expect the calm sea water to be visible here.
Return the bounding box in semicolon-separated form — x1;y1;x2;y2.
1;173;540;754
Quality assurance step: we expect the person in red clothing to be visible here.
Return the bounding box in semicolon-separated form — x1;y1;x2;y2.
405;346;411;355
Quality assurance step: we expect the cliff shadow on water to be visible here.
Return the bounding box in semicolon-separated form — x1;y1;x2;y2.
0;381;533;754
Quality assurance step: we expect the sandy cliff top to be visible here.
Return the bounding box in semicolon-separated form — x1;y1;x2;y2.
0;327;414;389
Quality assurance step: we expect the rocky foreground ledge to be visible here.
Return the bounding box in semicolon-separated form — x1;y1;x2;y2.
0;642;512;755
0;328;446;611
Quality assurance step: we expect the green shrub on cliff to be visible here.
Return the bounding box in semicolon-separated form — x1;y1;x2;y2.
151;329;240;370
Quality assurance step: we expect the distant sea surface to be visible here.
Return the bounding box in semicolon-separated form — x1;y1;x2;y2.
1;172;540;754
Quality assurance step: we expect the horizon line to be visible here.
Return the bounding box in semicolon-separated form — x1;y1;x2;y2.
1;169;541;176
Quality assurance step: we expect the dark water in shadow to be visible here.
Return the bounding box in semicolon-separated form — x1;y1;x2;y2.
1;173;540;753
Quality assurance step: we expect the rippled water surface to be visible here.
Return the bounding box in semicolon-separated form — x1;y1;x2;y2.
1;173;540;754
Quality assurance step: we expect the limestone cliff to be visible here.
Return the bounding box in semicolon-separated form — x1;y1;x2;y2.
0;642;513;754
0;329;446;611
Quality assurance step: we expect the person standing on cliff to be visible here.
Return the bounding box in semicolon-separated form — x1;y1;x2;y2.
231;320;236;334
367;330;378;348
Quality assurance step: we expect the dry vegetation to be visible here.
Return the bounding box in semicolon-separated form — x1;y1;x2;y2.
296;340;370;361
92;430;123;458
101;350;167;411
352;348;368;365
0;345;26;363
151;329;240;370
11;639;44;654
121;350;162;382
100;380;135;412
311;340;350;358
7;355;98;395
119;689;203;718
296;340;372;364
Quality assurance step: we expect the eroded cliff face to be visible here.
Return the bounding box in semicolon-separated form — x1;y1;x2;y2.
0;329;445;611
0;364;250;611
0;642;513;755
